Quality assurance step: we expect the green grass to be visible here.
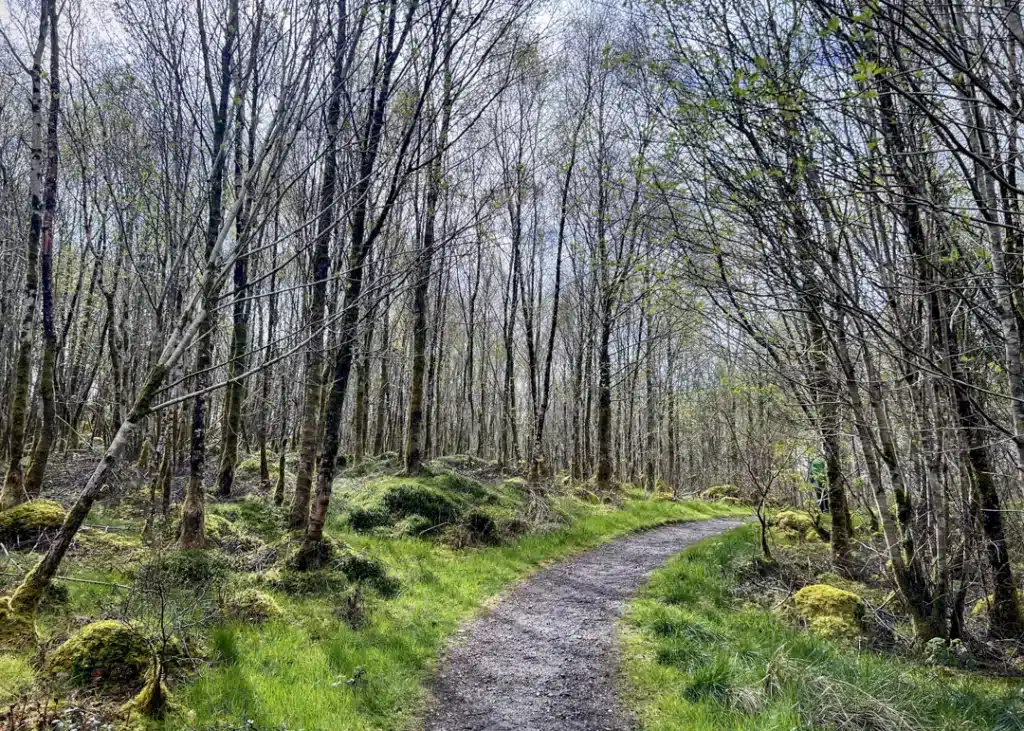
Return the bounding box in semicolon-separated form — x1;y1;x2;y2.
620;525;1024;731
177;496;742;730
0;654;34;705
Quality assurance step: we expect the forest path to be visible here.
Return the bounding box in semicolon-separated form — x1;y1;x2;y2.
423;517;744;731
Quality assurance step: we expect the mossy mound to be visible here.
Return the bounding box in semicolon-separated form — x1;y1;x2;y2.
0;597;35;648
0;500;66;546
136;549;230;589
48;620;151;686
774;510;817;541
383;482;460;525
791;584;865;640
264;566;348;596
204;514;263;552
346;474;486;534
701;485;740;502
224;589;282;623
336;551;400;597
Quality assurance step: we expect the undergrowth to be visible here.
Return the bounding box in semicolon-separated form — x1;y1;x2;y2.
620;525;1024;731
177;493;740;730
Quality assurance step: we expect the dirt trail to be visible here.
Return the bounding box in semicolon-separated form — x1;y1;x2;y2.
423;517;744;731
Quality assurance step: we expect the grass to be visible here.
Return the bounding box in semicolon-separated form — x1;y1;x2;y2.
177;494;742;730
620;525;1024;731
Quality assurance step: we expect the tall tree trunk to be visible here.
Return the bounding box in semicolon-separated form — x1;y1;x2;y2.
1;1;49;509
179;0;238;548
25;5;61;497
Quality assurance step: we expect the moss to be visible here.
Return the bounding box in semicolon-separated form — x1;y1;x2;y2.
774;510;819;541
701;484;740;501
391;514;435;537
204;513;262;552
349;506;391;532
382;481;460;525
0;597;35;648
137;439;153;470
337;550;400;598
224;589;282;624
264;567;348;596
0;499;66;545
47;620;151;686
791;584;865;640
775;510;814;533
971;594;994;617
121;660;171;721
136;549;230;588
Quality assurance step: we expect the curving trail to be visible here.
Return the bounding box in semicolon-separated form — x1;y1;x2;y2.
423;517;744;731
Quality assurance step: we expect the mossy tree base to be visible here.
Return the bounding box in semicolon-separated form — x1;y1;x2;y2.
0;597;36;647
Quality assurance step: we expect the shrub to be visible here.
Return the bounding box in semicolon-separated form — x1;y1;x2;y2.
0;500;66;546
47;620;151;687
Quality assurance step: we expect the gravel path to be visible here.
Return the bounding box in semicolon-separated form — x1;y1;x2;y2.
423;517;744;731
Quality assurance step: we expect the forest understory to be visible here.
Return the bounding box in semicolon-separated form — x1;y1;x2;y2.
4;0;1024;727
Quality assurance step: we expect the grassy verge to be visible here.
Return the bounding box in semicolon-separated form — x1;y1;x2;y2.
620;526;1023;731
178;494;742;730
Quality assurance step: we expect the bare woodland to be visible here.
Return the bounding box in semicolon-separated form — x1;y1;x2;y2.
1;0;1024;654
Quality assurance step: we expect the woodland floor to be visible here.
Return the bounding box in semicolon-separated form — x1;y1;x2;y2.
423;518;744;731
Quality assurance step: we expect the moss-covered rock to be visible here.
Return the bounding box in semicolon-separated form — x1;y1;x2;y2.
224;589;282;624
791;584;865;640
48;620;151;686
0;500;66;546
774;510;818;542
701;484;740;502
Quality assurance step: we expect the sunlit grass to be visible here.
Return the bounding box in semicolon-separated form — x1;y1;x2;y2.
178;496;742;730
620;525;1023;731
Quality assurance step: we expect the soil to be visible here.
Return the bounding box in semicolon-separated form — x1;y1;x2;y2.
423;517;744;731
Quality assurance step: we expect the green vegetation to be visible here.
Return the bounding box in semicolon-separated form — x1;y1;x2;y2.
178;492;740;730
0;653;34;704
48;620;152;687
621;526;1023;731
791;583;865;640
0;499;66;544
